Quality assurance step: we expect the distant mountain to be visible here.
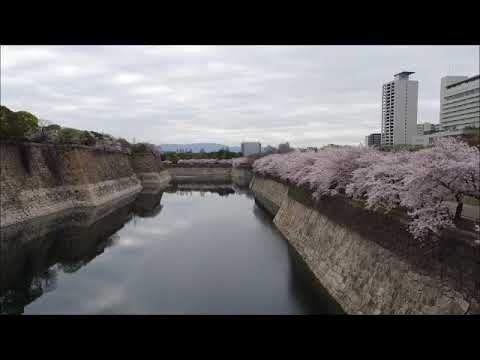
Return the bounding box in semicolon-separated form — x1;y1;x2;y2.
159;143;241;153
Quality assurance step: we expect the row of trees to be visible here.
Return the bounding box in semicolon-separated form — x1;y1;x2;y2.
162;148;240;163
253;138;479;241
1;105;159;156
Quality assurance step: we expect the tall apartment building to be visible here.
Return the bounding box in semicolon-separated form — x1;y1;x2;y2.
439;75;480;131
241;142;261;156
381;71;419;146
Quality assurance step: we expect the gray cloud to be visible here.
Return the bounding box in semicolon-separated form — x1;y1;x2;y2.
1;45;478;147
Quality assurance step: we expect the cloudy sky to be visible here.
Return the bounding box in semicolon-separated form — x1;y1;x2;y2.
1;45;478;147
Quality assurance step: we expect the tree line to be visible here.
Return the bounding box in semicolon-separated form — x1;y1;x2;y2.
253;138;479;241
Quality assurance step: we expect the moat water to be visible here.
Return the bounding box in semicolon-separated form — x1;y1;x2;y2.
0;185;342;314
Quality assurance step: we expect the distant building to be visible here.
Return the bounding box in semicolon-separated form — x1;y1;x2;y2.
365;133;381;147
241;142;261;156
299;147;318;153
381;71;418;146
262;145;276;153
440;74;479;132
412;128;465;146
413;74;479;146
278;142;292;153
416;122;440;136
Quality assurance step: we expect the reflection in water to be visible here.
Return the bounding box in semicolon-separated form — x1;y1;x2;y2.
131;193;164;218
165;183;236;197
251;199;344;314
0;198;136;314
1;185;340;314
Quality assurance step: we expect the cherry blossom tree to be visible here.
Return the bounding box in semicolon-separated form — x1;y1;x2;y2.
253;146;373;199
399;138;479;239
346;150;411;212
253;138;479;241
295;146;372;199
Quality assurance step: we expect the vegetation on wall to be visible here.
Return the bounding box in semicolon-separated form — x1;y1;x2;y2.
0;106;39;138
131;142;161;157
0;106;133;153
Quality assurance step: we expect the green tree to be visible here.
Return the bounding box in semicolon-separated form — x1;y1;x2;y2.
166;152;178;163
57;127;82;144
0;106;39;138
44;124;61;131
79;131;96;146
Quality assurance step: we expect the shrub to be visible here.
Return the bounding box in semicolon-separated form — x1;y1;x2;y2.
57;127;82;144
79;131;96;146
131;142;160;156
166;152;178;163
131;143;148;153
44;124;61;131
0;106;39;138
117;138;131;150
28;129;48;142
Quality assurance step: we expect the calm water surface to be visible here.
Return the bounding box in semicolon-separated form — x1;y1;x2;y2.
0;186;342;314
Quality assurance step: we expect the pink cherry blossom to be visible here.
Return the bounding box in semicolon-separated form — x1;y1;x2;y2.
253;138;480;241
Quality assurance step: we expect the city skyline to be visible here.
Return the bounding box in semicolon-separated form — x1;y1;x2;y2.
1;45;478;147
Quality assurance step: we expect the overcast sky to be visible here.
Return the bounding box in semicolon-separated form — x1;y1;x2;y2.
1;45;478;147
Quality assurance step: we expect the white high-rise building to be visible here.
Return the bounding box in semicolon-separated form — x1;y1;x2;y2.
439;75;480;131
381;71;419;146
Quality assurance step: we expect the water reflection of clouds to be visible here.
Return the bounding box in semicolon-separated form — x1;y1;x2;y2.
13;186;341;314
117;235;143;248
84;285;127;314
123;218;193;240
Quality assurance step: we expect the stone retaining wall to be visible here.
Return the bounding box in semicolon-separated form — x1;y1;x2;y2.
131;152;171;191
168;166;254;186
231;168;254;187
168;167;232;183
0;141;142;227
250;175;480;315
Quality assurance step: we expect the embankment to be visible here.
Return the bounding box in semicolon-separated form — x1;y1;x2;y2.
167;164;253;186
250;175;480;315
168;165;252;186
0;141;142;227
131;151;171;193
